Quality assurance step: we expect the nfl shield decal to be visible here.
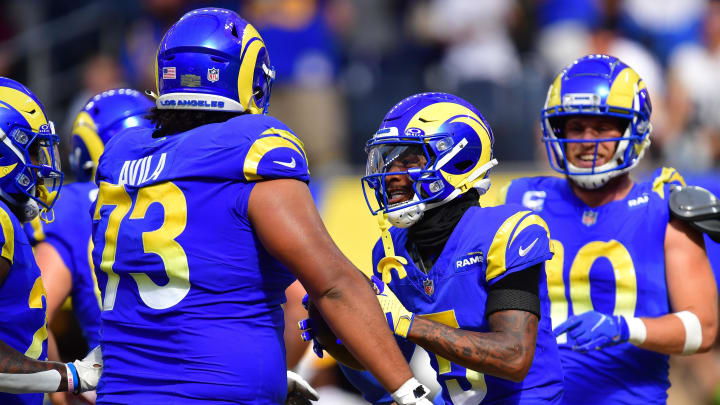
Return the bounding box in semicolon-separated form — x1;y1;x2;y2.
582;210;598;226
207;68;220;82
423;278;434;296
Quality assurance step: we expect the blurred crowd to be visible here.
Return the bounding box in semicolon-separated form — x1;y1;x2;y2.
1;1;720;404
1;0;719;178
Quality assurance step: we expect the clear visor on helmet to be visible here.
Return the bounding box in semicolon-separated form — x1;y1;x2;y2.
362;143;435;215
35;139;62;185
365;144;427;176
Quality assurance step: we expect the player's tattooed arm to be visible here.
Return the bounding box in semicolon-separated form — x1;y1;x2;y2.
407;310;538;382
0;339;69;391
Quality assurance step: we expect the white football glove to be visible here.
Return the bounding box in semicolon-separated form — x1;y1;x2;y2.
392;377;433;405
66;345;103;393
286;370;319;404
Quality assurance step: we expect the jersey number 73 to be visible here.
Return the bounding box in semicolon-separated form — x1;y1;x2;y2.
93;181;191;310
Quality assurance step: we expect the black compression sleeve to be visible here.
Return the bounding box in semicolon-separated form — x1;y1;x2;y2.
485;263;541;319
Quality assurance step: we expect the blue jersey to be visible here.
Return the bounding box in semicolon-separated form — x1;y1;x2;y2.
501;168;686;404
0;201;48;405
368;205;563;404
24;182;102;348
91;114;309;404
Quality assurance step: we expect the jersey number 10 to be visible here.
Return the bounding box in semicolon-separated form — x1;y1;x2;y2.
547;239;638;343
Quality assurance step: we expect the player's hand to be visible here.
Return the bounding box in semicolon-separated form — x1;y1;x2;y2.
299;294;326;359
371;275;415;339
66;345;103;393
553;311;629;352
286;370;319;404
391;377;433;405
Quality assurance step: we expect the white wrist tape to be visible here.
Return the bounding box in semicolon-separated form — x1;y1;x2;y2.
0;369;61;393
391;377;429;405
674;311;703;354
626;317;647;345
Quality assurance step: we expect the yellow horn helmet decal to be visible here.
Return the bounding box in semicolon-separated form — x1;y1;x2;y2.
0;86;48;131
72;111;104;180
237;24;266;114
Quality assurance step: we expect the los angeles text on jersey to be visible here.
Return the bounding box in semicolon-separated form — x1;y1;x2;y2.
118;153;167;186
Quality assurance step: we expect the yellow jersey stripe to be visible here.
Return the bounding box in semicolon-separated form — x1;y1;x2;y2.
486;210;530;281
652;167;685;199
0;207;14;263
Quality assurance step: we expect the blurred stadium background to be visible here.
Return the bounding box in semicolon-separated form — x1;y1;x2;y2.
2;0;718;404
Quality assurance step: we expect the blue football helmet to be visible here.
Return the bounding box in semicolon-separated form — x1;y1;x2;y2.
0;77;63;220
70;88;154;182
155;8;275;114
362;92;497;228
542;54;652;189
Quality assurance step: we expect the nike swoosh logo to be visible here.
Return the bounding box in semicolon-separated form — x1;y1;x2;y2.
273;157;296;168
519;238;539;257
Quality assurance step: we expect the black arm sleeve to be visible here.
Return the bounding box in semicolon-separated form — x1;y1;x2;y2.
485;263;541;319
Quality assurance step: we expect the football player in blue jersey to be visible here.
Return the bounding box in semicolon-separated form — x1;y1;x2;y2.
0;77;102;403
498;54;718;404
24;88;154;405
89;8;432;405
315;92;564;404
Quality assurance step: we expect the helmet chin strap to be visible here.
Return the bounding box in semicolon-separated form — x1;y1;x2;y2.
376;212;409;284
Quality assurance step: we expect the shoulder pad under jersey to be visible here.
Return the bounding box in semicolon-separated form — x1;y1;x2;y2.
670;185;720;242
